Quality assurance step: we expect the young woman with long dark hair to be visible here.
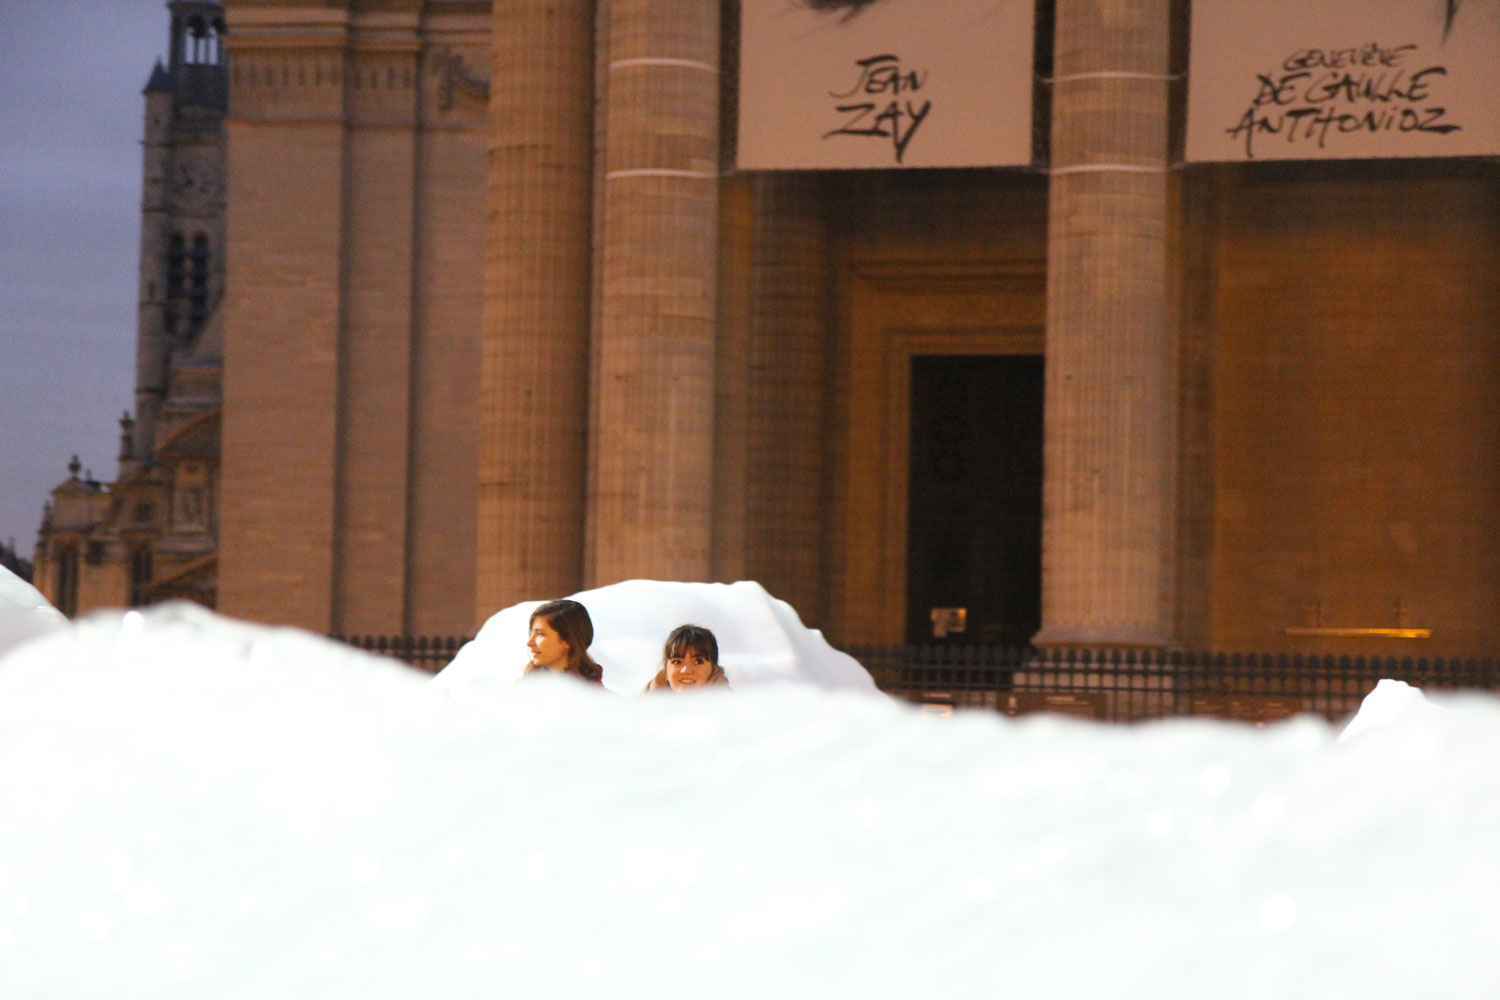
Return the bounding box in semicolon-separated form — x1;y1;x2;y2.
522;599;605;685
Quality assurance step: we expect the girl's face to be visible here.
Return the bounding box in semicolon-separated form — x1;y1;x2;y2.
526;617;570;670
666;646;714;689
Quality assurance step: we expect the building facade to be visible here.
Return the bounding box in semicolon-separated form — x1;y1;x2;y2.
45;0;1500;658
34;0;227;616
220;0;1500;654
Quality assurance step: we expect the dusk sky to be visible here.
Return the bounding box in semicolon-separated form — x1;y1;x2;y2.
0;2;165;556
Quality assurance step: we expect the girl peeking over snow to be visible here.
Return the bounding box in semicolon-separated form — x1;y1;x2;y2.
522;599;606;686
642;624;730;692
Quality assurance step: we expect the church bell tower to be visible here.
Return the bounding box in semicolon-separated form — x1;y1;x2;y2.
135;0;226;465
33;0;228;616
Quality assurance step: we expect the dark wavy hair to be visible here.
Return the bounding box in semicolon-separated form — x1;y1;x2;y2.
525;599;604;684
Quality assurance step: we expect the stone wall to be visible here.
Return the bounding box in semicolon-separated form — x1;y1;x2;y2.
1209;161;1500;654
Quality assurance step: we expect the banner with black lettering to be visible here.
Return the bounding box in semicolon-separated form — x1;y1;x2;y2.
737;0;1034;170
1186;0;1500;161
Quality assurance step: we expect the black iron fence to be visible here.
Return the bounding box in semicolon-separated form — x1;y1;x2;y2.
849;645;1500;723
334;634;468;674
333;635;1500;724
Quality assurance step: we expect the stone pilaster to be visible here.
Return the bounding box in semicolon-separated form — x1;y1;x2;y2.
589;0;720;585
219;10;349;631
744;173;829;622
1035;0;1176;647
134;87;174;464
712;173;831;621
332;36;420;636
712;172;752;584
405;23;488;637
476;1;595;616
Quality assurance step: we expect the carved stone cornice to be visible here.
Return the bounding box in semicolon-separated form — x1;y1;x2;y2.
431;45;488;109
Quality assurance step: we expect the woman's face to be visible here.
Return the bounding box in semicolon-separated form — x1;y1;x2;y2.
666;647;714;689
527;617;570;670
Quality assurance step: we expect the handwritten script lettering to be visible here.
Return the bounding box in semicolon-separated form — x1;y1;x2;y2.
1226;42;1461;158
823;54;932;163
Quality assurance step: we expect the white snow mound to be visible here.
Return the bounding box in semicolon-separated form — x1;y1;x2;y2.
0;564;67;660
439;578;876;694
6;603;1500;997
1339;677;1444;741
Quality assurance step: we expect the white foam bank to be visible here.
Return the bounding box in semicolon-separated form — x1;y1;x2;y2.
440;579;877;694
0;565;66;660
2;601;1498;998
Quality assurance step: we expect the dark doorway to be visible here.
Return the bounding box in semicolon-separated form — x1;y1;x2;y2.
906;354;1043;645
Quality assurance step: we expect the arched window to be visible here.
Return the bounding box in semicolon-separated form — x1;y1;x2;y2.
53;543;78;617
170;11;225;69
167;233;186;297
129;545;154;608
185;17;207;65
188;234;210;333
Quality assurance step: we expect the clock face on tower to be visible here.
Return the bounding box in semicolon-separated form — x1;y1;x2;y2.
171;159;222;211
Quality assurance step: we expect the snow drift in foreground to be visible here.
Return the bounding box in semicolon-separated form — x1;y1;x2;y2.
1338;677;1446;742
3;602;1500;999
440;578;876;694
0;564;66;660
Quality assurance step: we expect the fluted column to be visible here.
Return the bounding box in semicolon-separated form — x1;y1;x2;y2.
477;1;595;618
1035;0;1175;646
589;0;720;584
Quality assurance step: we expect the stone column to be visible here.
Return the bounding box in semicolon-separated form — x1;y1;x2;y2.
590;0;720;584
477;1;596;617
1035;0;1175;647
